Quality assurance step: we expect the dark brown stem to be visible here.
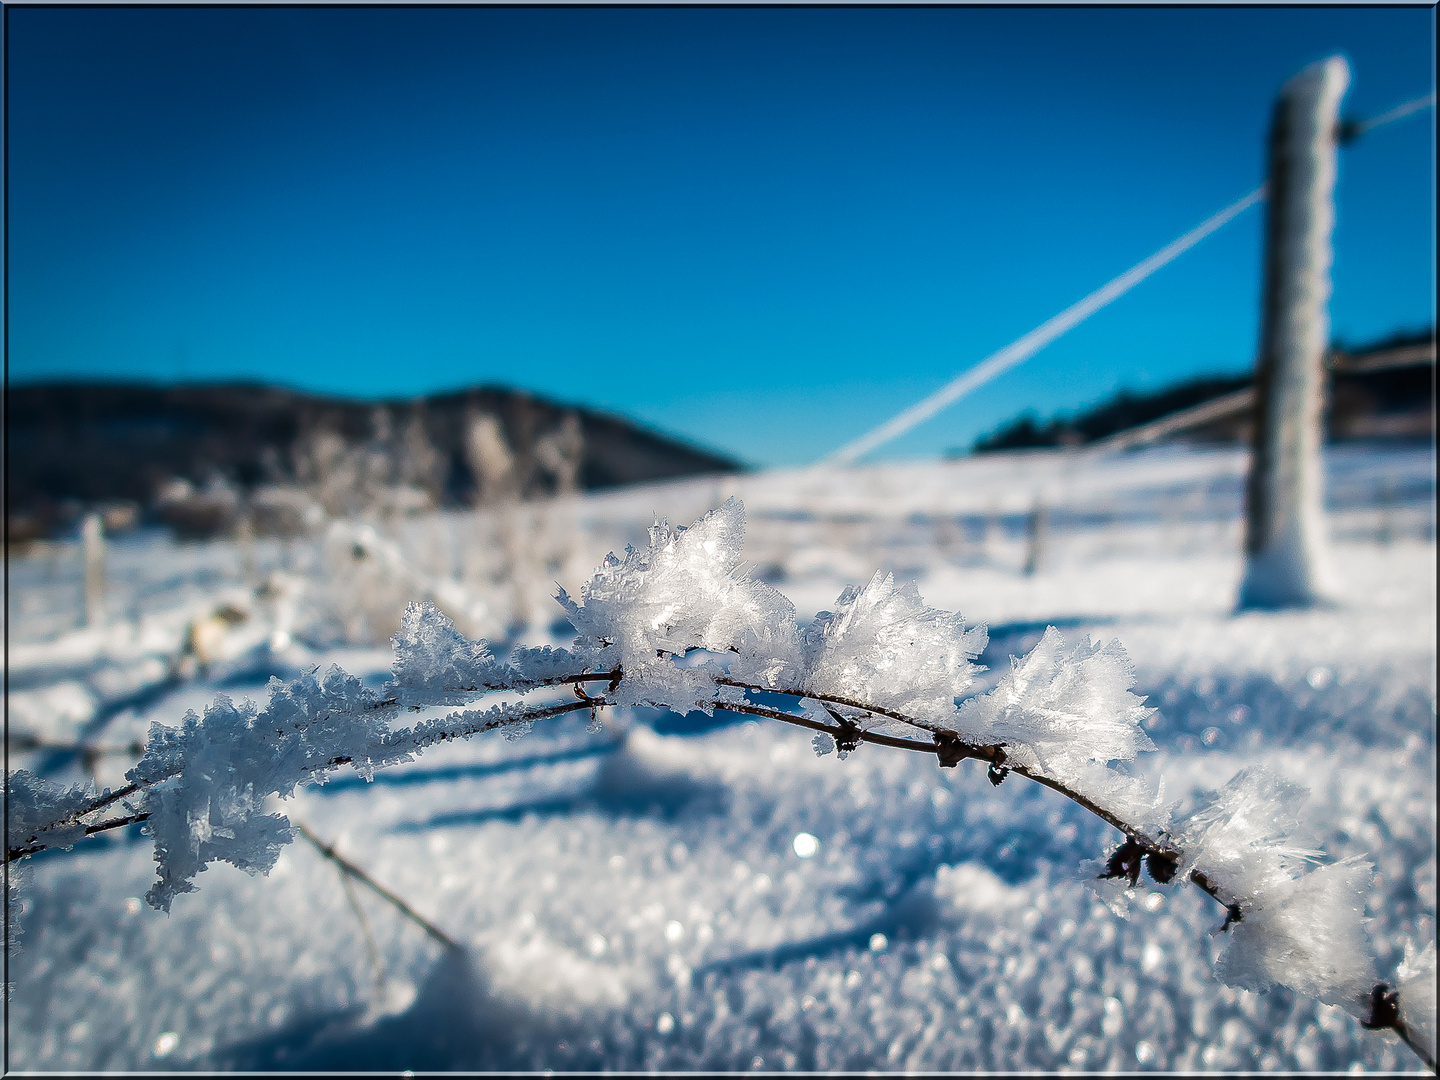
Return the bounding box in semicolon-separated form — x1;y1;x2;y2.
710;680;1247;926
714;676;959;739
718;700;970;757
6;811;152;861
438;669;620;694
73;781;144;821
295;822;460;951
1393;1014;1436;1073
410;698;593;747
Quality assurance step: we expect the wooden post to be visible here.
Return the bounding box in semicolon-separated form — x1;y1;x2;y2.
82;512;106;627
1239;57;1349;609
237;511;257;582
1023;499;1047;576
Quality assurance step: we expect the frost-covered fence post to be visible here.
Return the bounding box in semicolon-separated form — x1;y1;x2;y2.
236;510;257;583
1239;56;1349;609
1023;498;1047;576
980;501;998;563
81;511;106;628
1376;477;1397;547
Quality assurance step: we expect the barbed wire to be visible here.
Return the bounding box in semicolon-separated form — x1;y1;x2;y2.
1341;91;1436;142
820;89;1435;468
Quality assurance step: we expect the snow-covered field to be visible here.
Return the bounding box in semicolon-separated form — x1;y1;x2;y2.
6;442;1436;1072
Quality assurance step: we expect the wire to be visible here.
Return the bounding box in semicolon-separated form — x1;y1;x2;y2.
820;186;1266;467
819;86;1434;468
1344;91;1436;140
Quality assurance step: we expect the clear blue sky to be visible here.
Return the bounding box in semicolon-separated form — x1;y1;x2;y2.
7;7;1435;467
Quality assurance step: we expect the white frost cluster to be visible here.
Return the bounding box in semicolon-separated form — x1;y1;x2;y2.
955;628;1163;826
1216;857;1377;1017
797;572;987;724
558;499;988;730
558;498;798;713
1181;768;1377;1017
390;601;583;707
131;666;399;911
1397;940;1436;1063
1179;767;1323;897
5;770;99;855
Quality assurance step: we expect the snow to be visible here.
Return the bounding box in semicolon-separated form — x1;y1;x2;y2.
5;441;1435;1071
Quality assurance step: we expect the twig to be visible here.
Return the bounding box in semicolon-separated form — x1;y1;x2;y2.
298;820;389;997
715;676;959;738
295;822;460;952
6;698;596;863
5;811;155;860
338;862;388;998
1392;1012;1436;1073
706;688;1244;925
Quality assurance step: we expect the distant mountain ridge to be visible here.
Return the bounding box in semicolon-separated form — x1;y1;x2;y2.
7;381;741;538
965;329;1435;455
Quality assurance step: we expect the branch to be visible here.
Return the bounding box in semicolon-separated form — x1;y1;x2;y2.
5;697;596;864
5;811;152;861
707;680;1325;953
714;676;964;740
295;822;460;952
6;643;1427;1067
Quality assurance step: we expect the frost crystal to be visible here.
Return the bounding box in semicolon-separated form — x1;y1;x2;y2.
955;629;1157;818
1397;940;1436;1063
5;772;98;947
1179;767;1323;899
5;770;98;854
130;666;398;911
1180;768;1377;1016
391;601;591;705
390;601;512;705
1215;857;1378;1017
558;498;795;713
799;572;986;724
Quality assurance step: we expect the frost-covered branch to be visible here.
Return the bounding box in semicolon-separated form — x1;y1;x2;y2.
5;498;1433;1068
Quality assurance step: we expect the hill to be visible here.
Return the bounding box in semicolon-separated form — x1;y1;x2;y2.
965;329;1435;455
7;381;741;539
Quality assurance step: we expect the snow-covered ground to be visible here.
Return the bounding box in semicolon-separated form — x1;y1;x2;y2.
6;442;1435;1072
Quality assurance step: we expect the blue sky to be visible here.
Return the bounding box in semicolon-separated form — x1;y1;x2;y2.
7;7;1434;467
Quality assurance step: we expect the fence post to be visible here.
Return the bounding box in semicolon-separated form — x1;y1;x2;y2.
1023;498;1047;576
1238;56;1349;609
82;512;106;627
237;510;257;583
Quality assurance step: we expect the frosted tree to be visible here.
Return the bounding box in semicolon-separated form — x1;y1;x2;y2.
4;499;1433;1068
463;411;518;505
395;404;446;510
533;412;585;497
462;409;555;628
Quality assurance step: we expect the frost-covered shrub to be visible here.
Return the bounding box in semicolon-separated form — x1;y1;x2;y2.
4;498;1432;1068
